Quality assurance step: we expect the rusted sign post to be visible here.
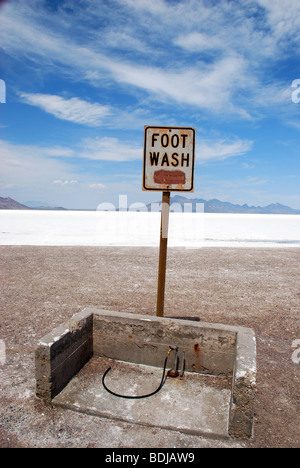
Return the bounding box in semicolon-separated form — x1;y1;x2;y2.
156;191;170;317
143;126;196;317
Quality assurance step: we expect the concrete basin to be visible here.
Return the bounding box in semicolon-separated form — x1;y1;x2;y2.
35;308;256;440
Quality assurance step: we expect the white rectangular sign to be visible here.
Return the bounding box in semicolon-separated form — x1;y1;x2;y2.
143;126;195;192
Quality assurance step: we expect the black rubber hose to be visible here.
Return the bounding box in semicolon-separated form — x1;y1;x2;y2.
102;354;170;399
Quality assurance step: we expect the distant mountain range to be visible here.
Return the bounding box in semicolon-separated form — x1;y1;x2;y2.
0;197;30;210
1;195;300;214
0;197;66;210
148;195;300;214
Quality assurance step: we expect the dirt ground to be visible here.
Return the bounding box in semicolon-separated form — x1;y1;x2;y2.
0;246;299;448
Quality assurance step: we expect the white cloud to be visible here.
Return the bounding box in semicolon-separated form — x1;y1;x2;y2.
78;137;142;162
1;0;300;131
20;93;110;126
52;179;79;186
47;135;252;164
0;139;77;195
18;90;149;129
52;179;106;189
197;139;253;162
174;32;223;52
0;139;108;206
3;0;298;119
88;183;106;189
106;55;249;116
257;0;300;41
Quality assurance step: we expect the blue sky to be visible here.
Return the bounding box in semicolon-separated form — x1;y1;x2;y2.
0;0;300;209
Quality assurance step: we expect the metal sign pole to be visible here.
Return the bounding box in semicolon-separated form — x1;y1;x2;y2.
156;191;170;317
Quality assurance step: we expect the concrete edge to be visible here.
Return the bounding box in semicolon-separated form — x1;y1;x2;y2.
229;327;257;439
35;309;93;402
82;306;239;334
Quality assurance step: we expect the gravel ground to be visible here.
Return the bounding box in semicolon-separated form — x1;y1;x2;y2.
0;246;299;448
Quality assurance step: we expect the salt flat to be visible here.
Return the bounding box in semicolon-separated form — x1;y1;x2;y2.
1;210;300;247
